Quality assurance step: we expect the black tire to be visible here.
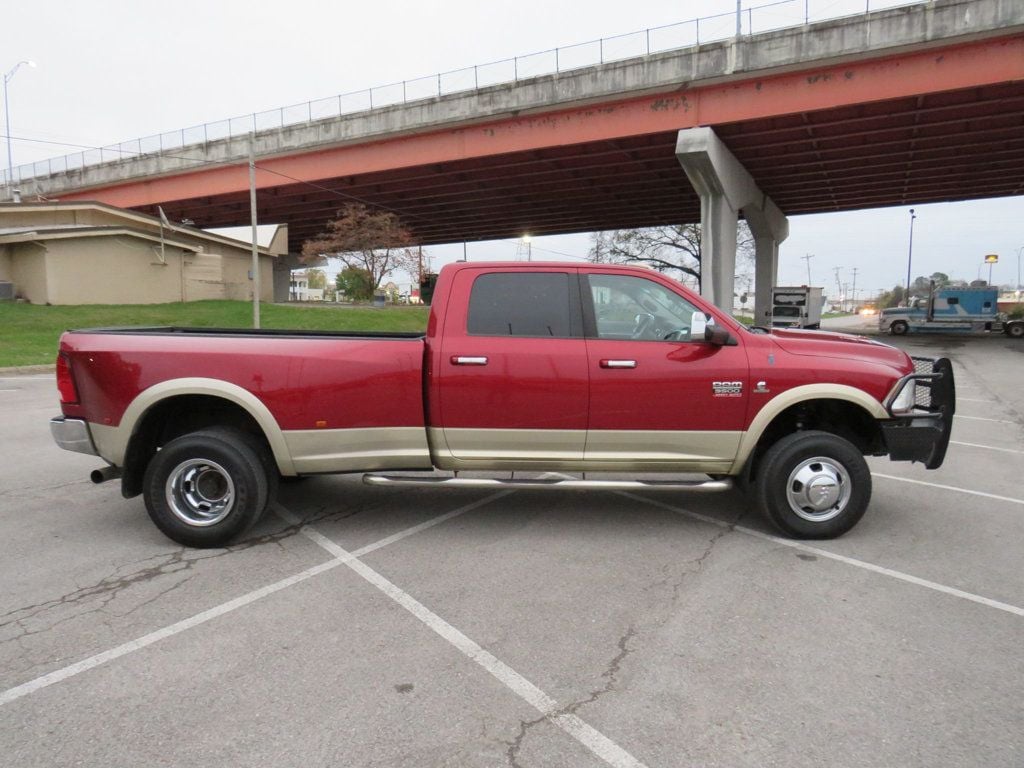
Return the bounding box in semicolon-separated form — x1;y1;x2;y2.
231;429;279;505
1008;322;1024;339
755;431;871;539
143;427;269;548
889;320;909;336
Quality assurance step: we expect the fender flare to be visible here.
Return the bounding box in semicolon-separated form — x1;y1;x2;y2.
731;384;887;473
94;378;295;475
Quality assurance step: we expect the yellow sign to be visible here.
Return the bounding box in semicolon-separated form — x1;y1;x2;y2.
984;254;999;263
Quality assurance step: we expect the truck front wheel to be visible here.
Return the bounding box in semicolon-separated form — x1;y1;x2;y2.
755;431;871;539
889;320;909;336
143;427;269;548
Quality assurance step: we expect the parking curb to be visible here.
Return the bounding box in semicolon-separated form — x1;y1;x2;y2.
0;364;55;375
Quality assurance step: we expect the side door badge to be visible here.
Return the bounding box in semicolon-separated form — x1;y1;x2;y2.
712;381;743;397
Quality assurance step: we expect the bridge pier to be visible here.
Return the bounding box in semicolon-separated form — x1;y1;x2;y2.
675;127;788;325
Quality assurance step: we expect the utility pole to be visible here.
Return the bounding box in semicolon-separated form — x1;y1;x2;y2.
832;266;842;307
801;253;814;285
905;208;917;300
851;267;859;312
248;135;260;330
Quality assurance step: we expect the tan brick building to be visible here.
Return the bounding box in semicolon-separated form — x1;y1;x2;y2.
0;202;282;305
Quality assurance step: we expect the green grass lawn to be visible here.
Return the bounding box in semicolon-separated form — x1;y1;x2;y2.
0;300;430;367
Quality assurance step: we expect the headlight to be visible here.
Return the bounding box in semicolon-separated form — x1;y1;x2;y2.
889;380;917;415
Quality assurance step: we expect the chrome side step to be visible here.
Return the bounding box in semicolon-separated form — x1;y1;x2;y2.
362;474;733;493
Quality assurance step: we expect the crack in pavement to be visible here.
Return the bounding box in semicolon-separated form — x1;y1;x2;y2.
505;625;638;768
503;510;744;767
0;478;94;500
0;504;361;650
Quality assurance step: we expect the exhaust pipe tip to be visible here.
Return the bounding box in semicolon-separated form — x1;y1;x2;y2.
90;466;122;484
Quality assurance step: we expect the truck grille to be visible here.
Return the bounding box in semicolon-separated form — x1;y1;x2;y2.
912;357;935;408
910;356;957;413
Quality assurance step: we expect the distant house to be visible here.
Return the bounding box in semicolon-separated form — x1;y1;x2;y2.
0;201;282;305
288;270;325;302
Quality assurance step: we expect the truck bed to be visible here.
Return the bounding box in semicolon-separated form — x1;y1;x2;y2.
58;328;429;439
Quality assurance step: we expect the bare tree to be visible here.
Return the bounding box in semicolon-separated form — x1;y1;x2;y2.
302;203;420;290
589;222;755;290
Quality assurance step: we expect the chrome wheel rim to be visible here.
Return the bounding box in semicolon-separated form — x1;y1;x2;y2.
785;456;851;523
165;459;235;527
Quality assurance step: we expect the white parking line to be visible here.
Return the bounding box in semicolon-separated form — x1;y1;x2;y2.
871;473;1024;506
276;503;648;768
626;495;1024;619
0;492;507;709
950;440;1024;455
0;389;17;393
956;397;992;403
0;376;52;381
954;415;1017;424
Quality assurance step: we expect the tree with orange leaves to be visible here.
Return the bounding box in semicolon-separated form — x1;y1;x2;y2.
302;203;420;290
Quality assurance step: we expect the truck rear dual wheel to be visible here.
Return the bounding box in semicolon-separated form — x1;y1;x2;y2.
1008;322;1024;339
143;427;270;548
755;431;871;539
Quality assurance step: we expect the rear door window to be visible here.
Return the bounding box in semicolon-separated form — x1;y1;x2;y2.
467;272;581;337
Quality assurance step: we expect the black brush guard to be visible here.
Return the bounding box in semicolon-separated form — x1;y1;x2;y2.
880;356;956;469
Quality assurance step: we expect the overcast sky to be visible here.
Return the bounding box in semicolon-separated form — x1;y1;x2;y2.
4;0;1022;296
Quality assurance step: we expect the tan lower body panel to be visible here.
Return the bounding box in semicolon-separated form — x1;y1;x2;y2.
429;427;740;474
89;423;125;466
285;427;433;473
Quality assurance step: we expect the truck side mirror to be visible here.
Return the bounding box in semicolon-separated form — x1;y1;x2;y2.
705;325;737;346
692;312;736;346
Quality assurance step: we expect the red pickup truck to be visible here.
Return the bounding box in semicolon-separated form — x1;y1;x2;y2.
51;262;954;547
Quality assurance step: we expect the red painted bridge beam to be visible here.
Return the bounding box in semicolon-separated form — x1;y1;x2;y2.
61;35;1024;210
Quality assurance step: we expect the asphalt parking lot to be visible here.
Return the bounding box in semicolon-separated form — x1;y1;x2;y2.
1;330;1022;767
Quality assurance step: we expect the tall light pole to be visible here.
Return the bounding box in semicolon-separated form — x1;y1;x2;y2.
522;234;532;261
3;60;36;195
1016;245;1023;293
904;208;916;304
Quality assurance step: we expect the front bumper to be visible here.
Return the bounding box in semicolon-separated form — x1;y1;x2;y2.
50;416;99;456
880;357;955;469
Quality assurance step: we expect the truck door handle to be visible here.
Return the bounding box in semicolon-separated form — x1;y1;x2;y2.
451;356;488;366
600;359;637;369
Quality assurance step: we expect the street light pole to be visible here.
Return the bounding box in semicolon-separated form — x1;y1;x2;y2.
3;60;36;196
1016;245;1023;293
904;208;916;303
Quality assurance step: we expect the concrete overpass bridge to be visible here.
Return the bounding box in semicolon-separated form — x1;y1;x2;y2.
6;0;1023;321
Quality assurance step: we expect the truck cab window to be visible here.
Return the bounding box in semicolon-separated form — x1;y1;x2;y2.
587;273;701;341
467;272;577;337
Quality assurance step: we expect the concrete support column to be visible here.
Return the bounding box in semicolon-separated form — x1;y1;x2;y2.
752;234;778;327
700;193;738;309
746;196;786;327
676;127;788;318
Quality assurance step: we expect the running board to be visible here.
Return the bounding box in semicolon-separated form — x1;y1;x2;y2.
362;474;733;492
